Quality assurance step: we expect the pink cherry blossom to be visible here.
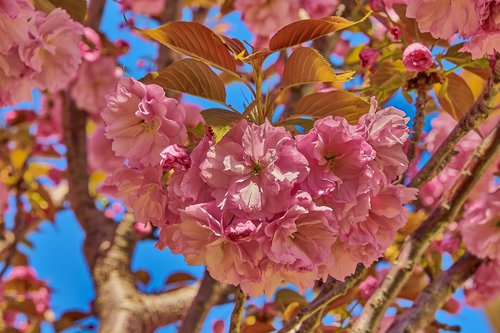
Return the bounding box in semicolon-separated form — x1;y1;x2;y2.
79;27;102;62
182;102;204;128
357;99;410;183
301;0;338;19
402;43;433;72
160;201;264;295
103;166;167;226
359;275;379;299
465;259;500;307
0;0;33;53
235;0;300;40
36;93;64;143
459;187;500;260
71;56;122;115
0;50;34;106
406;0;480;40
359;47;380;68
20;9;83;92
87;124;124;173
164;136;213;227
200;119;309;219
101;77;187;167
4;266;50;314
121;0;165;16
296;116;375;199
461;30;500;59
160;144;191;171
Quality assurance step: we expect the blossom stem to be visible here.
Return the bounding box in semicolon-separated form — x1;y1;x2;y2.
230;287;247;333
351;124;500;333
386;252;482;333
409;54;500;189
279;264;365;333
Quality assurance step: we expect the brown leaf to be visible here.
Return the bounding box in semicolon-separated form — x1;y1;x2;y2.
283;47;354;88
201;108;242;127
133;270;151;285
54;311;89;332
434;73;475;120
165;272;197;285
241;322;275;333
143;59;226;103
269;13;370;51
141;22;237;72
291;91;370;124
274;289;308;311
33;0;87;22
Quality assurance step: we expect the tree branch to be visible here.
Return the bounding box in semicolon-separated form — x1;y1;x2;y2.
387;253;482;333
85;0;106;31
279;264;365;333
409;54;500;188
62;97;116;268
407;79;430;165
179;270;233;333
157;0;183;69
230;288;247;333
351;124;500;333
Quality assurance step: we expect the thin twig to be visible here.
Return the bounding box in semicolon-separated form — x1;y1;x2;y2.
387;253;481;333
409;54;500;188
230;287;247;333
351;124;500;333
407;80;430;165
279;264;365;333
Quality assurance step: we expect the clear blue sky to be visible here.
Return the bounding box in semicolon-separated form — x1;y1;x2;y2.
0;1;492;332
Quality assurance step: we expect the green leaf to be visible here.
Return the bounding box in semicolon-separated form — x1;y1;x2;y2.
283;47;354;88
201;108;242;127
269;12;371;51
278;117;315;132
140;22;237;72
143;59;227;103
292;91;370;124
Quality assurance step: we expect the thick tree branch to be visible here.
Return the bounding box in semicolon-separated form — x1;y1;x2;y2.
157;0;183;68
179;270;233;333
387;253;482;333
279;264;365;333
409;55;500;188
351;124;500;333
62;98;116;268
85;0;106;31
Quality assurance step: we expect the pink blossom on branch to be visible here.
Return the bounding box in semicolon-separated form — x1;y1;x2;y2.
465;259;500;307
459;187;500;260
200;119;309;219
402;43;433;72
120;0;165;16
101;77;187;167
20;8;83;92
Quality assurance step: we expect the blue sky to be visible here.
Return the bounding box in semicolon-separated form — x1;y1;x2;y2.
0;1;493;332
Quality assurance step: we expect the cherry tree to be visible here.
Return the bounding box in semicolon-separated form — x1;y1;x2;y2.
0;0;499;332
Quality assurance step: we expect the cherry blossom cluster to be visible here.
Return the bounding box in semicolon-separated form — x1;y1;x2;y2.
405;0;500;59
412;111;500;307
1;266;51;332
0;0;83;106
102;78;416;296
